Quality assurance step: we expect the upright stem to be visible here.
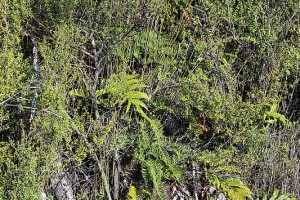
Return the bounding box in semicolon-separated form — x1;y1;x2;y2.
113;150;121;200
192;162;199;200
30;37;40;122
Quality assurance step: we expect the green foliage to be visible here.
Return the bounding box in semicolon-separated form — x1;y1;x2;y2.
263;103;289;126
69;89;90;99
128;185;138;200
261;189;296;200
0;0;299;199
30;0;78;28
0;140;47;200
221;178;252;200
209;173;252;200
96;73;157;128
135;120;187;199
0;0;29;129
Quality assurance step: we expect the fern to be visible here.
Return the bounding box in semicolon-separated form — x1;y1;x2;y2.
135;121;186;200
96;73;157;128
263;103;289;126
146;160;165;199
135;121;165;198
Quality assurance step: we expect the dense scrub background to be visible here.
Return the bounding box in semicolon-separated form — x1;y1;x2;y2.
0;0;299;199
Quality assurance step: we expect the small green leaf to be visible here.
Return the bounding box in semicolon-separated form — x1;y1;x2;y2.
95;89;106;98
270;189;279;200
276;193;292;200
209;174;221;190
131;99;148;110
126;101;132;113
69;89;89;98
136;105;157;129
128;83;147;90
128;185;138;200
124;91;150;100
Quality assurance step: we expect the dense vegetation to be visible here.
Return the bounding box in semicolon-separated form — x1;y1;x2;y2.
0;0;299;199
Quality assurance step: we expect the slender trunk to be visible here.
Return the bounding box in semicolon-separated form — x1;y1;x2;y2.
30;37;40;122
192;162;199;200
75;34;112;200
30;37;51;199
113;150;121;200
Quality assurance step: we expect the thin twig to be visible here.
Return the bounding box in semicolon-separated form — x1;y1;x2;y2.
0;91;23;107
0;84;30;108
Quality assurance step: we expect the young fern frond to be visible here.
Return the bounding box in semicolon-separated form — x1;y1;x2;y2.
98;72;156;128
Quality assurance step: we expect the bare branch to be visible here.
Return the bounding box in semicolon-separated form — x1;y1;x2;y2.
30;37;40;122
0;84;30;108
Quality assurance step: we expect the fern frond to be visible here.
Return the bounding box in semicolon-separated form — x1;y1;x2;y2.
128;83;147;90
126;101;132;113
146;160;165;199
131;99;148;110
97;72;154;127
124;91;150;100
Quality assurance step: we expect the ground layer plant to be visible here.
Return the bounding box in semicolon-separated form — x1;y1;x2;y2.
0;0;299;199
